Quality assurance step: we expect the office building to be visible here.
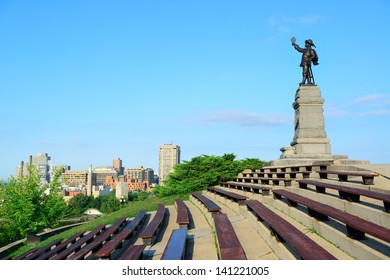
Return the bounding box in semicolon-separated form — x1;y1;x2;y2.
158;144;180;183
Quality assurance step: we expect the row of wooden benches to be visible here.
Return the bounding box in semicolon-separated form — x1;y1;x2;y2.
9;200;191;261
221;177;390;213
205;185;390;253
239;169;379;186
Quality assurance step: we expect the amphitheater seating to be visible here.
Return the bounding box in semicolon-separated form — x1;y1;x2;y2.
118;244;146;260
245;200;336;260
191;192;221;213
317;170;378;185
67;217;128;260
14;247;39;260
272;189;390;243
161;228;188;260
220;181;271;195
213;212;246;260
208;187;247;205
234;177;292;186
95;210;147;259
297;179;390;212
23;239;62;260
138;205;166;245
36;231;85;260
175;199;190;228
52;224;106;260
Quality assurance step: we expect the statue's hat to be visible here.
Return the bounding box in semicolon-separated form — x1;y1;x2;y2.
305;39;316;47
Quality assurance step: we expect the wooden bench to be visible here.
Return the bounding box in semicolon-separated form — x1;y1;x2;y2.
95;210;147;259
317;170;378;185
297;179;390;213
161;228;188;260
119;244;147;260
67;217;128;260
138;205;166;245
52;224;106;260
213;212;246;260
234;177;293;186
13;247;39;260
243;171;310;179
191;192;221;213
245;200;336;260
23;239;62;260
36;231;85;260
208;187;247;205
220;181;271;195
272;189;390;243
261;162;331;173
175;199;190;228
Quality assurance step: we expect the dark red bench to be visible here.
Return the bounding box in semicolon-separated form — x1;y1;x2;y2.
208;187;247;205
220;181;271;195
175;199;190;228
213;212;246;260
13;248;39;260
245;200;336;260
36;231;85;260
119;244;147;260
23;239;62;260
95;210;147;259
51;224;106;260
272;189;390;243
67;217;128;260
317;170;378;185
191;192;221;213
297;179;390;213
161;228;188;260
138;205;166;245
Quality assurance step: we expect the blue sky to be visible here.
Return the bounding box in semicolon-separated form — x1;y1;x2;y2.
1;0;389;180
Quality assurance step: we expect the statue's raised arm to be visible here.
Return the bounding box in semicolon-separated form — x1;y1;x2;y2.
291;37;319;85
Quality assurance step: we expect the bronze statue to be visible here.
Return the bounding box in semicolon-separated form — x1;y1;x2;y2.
291;37;318;85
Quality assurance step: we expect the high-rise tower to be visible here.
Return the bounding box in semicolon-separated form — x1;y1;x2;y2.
158;144;180;184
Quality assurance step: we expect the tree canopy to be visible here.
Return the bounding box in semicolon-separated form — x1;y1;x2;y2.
153;153;265;197
0;166;68;247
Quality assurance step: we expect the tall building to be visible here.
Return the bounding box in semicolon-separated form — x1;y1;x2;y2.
158;144;180;183
16;153;52;183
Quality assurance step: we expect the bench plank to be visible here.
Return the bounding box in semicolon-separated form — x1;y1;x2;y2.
138;205;165;245
273;189;390;243
192;192;221;212
51;224;106;260
213;212;246;260
176;199;190;228
67;217;127;260
119;244;147;260
36;231;85;260
95;210;147;258
220;182;271;195
161;228;188;260
297;179;390;212
246;200;336;260
208;187;247;204
317;170;378;185
24;239;62;260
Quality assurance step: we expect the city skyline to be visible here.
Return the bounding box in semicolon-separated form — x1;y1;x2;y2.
1;1;390;180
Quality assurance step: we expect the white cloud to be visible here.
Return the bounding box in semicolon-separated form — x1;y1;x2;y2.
353;94;384;104
191;110;292;128
324;106;350;119
359;110;390;117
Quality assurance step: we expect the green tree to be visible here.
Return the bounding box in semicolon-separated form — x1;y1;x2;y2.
0;166;68;247
153;153;265;197
67;193;94;216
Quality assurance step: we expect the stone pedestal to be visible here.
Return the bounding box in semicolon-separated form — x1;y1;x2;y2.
280;85;332;159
